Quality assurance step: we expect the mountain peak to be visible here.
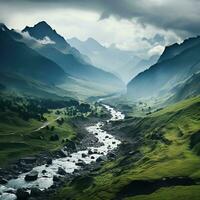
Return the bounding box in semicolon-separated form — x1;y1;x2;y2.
34;21;52;30
86;37;96;42
23;21;53;33
85;37;104;49
0;23;9;32
22;21;70;50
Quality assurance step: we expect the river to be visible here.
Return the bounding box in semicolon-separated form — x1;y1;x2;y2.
0;104;125;200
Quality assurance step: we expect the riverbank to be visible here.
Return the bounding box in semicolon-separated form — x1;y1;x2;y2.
0;104;124;200
53;96;200;200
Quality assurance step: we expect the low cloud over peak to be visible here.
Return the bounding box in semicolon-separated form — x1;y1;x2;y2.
0;0;199;59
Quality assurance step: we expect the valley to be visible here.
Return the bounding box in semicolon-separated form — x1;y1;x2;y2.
1;3;200;199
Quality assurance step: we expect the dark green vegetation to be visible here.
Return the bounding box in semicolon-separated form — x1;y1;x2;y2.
127;35;200;100
0;93;105;166
54;95;200;200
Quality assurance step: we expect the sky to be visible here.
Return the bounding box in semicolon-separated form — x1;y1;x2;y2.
0;0;200;59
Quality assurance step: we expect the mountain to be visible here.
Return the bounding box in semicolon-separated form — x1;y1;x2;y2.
22;22;124;88
158;36;200;63
168;72;200;103
121;55;158;81
0;23;124;99
22;21;87;63
68;37;145;82
23;21;71;51
127;35;200;99
0;24;69;85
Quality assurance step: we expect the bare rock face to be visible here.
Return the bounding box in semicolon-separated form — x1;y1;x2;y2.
24;170;38;182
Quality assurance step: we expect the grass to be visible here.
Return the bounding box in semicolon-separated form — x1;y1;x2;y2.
124;185;200;200
54;95;200;200
0;108;76;166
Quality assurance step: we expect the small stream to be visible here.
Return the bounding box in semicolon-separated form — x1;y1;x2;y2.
0;104;124;200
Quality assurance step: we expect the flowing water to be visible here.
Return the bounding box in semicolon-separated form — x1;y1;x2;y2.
0;104;124;200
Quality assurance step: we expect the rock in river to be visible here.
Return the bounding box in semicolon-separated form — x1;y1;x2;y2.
16;188;29;200
30;188;42;197
0;177;8;184
46;158;52;165
82;153;87;158
24;170;38;182
96;156;107;163
57;167;67;176
75;160;86;167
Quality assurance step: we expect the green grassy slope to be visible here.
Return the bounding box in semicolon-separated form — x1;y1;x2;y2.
54;96;200;200
0;106;76;166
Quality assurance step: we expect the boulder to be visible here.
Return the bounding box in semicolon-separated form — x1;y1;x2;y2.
56;150;67;158
57;167;67;175
88;149;93;155
107;152;116;159
42;170;47;174
75;160;86;167
64;139;76;151
0;177;8;184
81;153;87;158
24;170;38;182
46;158;52;165
20;157;36;164
96;156;107;163
53;175;60;182
30;188;42;197
16;188;29;200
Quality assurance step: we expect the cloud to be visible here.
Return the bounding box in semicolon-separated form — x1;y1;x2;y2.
148;45;165;57
37;36;55;45
19;31;55;48
0;0;198;60
1;0;199;36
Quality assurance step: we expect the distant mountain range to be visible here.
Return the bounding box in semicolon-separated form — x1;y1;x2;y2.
127;35;200;101
68;37;157;82
0;22;125;99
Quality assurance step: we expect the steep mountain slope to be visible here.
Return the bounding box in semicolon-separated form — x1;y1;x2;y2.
168;71;200;103
0;25;69;85
22;22;124;88
158;36;200;63
127;36;200;99
68;37;145;82
123;55;158;80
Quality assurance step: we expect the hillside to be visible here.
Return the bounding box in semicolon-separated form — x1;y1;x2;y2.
127;36;200;99
0;23;124;100
168;71;200;103
54;96;200;200
158;36;200;63
0;25;69;85
68;37;149;82
22;22;124;88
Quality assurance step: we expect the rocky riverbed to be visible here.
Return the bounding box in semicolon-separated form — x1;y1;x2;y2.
0;104;125;200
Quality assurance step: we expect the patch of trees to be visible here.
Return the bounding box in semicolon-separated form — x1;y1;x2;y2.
0;96;82;121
